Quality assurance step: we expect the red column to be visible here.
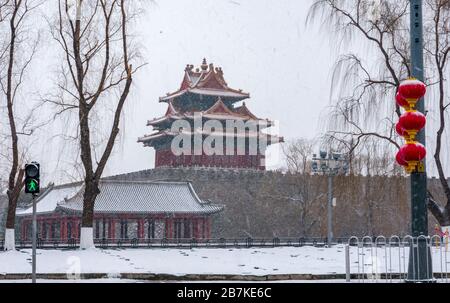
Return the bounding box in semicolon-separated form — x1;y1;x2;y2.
110;219;116;240
137;219;144;239
193;219;198;239
21;221;25;241
60;218;66;241
199;218;205;239
48;219;52;239
39;220;44;239
73;219;79;239
64;217;68;241
207;217;211;239
165;218;172;239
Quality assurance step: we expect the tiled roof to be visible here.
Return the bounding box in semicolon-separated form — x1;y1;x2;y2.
57;181;224;215
159;60;250;102
160;87;249;102
16;183;83;216
138;128;284;145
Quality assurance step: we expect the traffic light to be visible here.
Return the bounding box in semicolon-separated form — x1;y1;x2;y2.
25;162;40;194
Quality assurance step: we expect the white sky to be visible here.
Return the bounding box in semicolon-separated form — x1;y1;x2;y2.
4;0;339;184
2;0;447;185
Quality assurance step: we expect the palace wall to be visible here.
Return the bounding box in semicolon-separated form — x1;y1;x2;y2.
109;167;450;238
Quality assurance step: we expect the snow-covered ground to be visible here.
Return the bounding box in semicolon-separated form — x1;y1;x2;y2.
0;246;347;275
0;245;449;278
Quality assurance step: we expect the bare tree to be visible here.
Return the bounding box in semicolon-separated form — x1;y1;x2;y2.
0;0;42;251
282;138;315;173
308;0;450;227
50;0;144;248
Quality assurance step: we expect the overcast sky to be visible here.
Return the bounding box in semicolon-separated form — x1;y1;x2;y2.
2;0;447;187
20;0;339;183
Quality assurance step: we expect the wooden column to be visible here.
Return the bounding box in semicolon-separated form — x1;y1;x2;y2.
165;218;172;239
207;217;211;239
48;219;53;240
199;218;204;239
73;219;79;239
193;218;198;239
110;218;116;240
138;218;145;239
21;220;26;241
60;218;67;241
39;220;44;239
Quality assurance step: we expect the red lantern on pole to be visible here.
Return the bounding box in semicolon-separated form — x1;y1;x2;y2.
396;92;410;110
399;142;426;173
396;149;408;167
396;122;407;136
398;111;426;140
398;78;427;109
401;142;426;162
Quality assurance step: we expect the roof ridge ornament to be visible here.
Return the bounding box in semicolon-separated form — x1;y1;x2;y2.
201;58;208;71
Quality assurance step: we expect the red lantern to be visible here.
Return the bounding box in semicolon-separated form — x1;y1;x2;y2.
396;149;408;167
398;111;426;139
396;92;409;109
399;142;426;163
398;79;426;109
395;122;408;137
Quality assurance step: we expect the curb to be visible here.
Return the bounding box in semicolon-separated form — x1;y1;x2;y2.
1;272;445;281
0;273;345;281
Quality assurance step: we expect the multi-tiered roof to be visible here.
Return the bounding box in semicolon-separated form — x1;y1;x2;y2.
159;58;250;104
138;59;283;170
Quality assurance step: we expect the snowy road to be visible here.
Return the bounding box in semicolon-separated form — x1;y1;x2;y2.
0;245;449;278
0;246;348;275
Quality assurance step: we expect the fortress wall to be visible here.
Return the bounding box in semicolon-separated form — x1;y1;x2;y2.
108;167;445;238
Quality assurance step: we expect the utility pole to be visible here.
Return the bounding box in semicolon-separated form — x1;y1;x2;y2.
407;0;433;282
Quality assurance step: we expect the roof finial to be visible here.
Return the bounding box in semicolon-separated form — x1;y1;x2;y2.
201;58;208;71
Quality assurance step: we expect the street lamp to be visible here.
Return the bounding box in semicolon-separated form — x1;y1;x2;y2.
312;150;349;247
406;0;433;283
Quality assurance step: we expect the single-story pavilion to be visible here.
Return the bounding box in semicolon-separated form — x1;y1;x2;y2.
16;181;224;242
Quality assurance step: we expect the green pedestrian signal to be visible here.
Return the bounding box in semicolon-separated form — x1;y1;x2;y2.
26;179;39;193
25;162;40;194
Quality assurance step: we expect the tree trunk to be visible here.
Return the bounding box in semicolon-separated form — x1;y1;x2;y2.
79;180;100;249
59;0;136;249
4;182;18;251
4;171;23;251
3;1;21;252
427;192;450;227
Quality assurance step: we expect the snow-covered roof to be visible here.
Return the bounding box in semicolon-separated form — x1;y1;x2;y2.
159;59;250;102
160;88;249;102
16;183;82;216
138;128;284;145
146;99;273;130
57;181;224;215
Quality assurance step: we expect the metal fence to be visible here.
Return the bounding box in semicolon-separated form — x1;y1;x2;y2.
345;235;450;283
0;236;351;250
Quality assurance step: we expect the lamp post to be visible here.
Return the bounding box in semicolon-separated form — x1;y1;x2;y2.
407;0;433;282
312;150;349;247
